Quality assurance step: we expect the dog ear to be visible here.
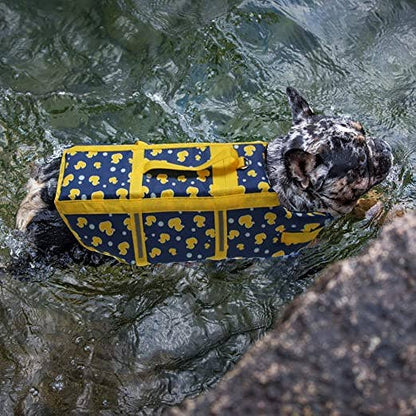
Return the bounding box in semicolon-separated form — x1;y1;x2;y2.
284;149;316;189
286;87;314;123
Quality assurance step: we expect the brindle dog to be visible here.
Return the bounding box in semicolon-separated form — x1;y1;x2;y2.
14;88;392;266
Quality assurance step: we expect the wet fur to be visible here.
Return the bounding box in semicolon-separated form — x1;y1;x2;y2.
15;88;392;267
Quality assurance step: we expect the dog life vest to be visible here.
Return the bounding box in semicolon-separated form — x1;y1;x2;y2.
54;141;332;265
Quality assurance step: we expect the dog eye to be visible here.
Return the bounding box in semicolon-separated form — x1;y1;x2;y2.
358;154;366;164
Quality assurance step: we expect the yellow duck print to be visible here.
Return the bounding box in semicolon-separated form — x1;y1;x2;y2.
258;181;270;192
111;153;123;164
118;242;130;256
264;212;277;225
237;243;245;251
244;145;256;156
74;161;86;170
197;169;210;182
76;217;88;228
149;247;161;258
275;225;285;233
109;177;118;184
169;248;177;256
157;173;168;184
89;175;100;186
186;186;199;197
255;233;267;245
116;188;128;199
159;233;170;243
141;185;149;196
228;230;240;240
151;149;162;156
123;217;132;230
205;228;215;238
186;237;198;249
161;189;174;198
91;191;104;199
69;188;80;200
145;215;156;226
92;236;102;247
178;175;187;182
284;208;292;219
168;218;184;232
63;174;74;187
177;150;189;162
238;214;254;229
86;151;98;158
99;221;115;236
93;161;101;169
247;169;257;177
193;215;206;228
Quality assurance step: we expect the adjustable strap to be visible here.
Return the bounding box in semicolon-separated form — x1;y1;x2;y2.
129;141;148;265
128;141;246;264
141;146;245;173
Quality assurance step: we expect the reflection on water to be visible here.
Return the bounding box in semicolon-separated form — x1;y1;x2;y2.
0;0;415;413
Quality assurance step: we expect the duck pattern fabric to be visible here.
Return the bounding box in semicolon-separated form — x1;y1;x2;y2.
55;141;332;265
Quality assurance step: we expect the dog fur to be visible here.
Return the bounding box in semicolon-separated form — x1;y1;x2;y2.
15;88;392;265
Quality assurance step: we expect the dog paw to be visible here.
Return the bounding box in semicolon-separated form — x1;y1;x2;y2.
16;178;47;231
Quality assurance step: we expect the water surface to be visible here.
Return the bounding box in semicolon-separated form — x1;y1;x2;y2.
0;0;415;414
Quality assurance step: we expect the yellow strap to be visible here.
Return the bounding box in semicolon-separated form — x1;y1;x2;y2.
209;144;241;260
141;147;245;173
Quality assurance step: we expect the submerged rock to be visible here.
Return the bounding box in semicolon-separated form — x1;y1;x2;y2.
167;212;416;415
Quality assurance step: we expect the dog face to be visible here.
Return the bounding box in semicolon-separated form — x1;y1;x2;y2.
266;88;393;217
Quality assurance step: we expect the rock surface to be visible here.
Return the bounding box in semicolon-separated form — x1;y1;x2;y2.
167;212;416;415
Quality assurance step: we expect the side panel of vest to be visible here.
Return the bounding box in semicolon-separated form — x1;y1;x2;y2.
56;142;332;265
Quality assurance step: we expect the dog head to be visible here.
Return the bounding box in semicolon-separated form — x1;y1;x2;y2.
266;88;393;217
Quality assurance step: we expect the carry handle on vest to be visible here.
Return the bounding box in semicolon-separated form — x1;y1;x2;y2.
136;141;246;173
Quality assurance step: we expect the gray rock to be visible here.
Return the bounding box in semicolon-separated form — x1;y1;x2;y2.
167;212;416;416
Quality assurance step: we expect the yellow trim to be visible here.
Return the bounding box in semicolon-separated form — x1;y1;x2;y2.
210;210;228;260
63;144;142;153
135;140;267;149
55;192;280;215
281;228;322;245
131;213;140;265
62;141;267;154
208;144;241;259
54;148;70;205
130;141;145;198
131;212;149;266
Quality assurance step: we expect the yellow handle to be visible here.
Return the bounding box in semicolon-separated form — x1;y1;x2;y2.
141;146;245;173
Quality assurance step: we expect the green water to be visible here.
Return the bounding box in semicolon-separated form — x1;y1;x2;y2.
0;0;415;414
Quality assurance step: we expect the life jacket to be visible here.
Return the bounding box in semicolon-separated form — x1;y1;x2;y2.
54;141;332;265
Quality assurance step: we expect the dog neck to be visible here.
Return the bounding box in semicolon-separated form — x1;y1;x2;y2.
266;136;318;213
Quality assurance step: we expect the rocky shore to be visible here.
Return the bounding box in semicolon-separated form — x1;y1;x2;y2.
167;212;416;415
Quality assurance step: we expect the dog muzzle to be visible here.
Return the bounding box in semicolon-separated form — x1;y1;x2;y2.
54;141;332;265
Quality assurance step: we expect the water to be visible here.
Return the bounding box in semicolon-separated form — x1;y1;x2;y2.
0;0;415;414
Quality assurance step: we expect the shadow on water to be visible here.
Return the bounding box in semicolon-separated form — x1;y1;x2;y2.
0;0;415;413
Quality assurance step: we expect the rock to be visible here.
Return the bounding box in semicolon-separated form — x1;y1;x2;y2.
167;212;416;416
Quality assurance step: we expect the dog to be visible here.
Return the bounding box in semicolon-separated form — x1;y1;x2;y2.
14;88;392;267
